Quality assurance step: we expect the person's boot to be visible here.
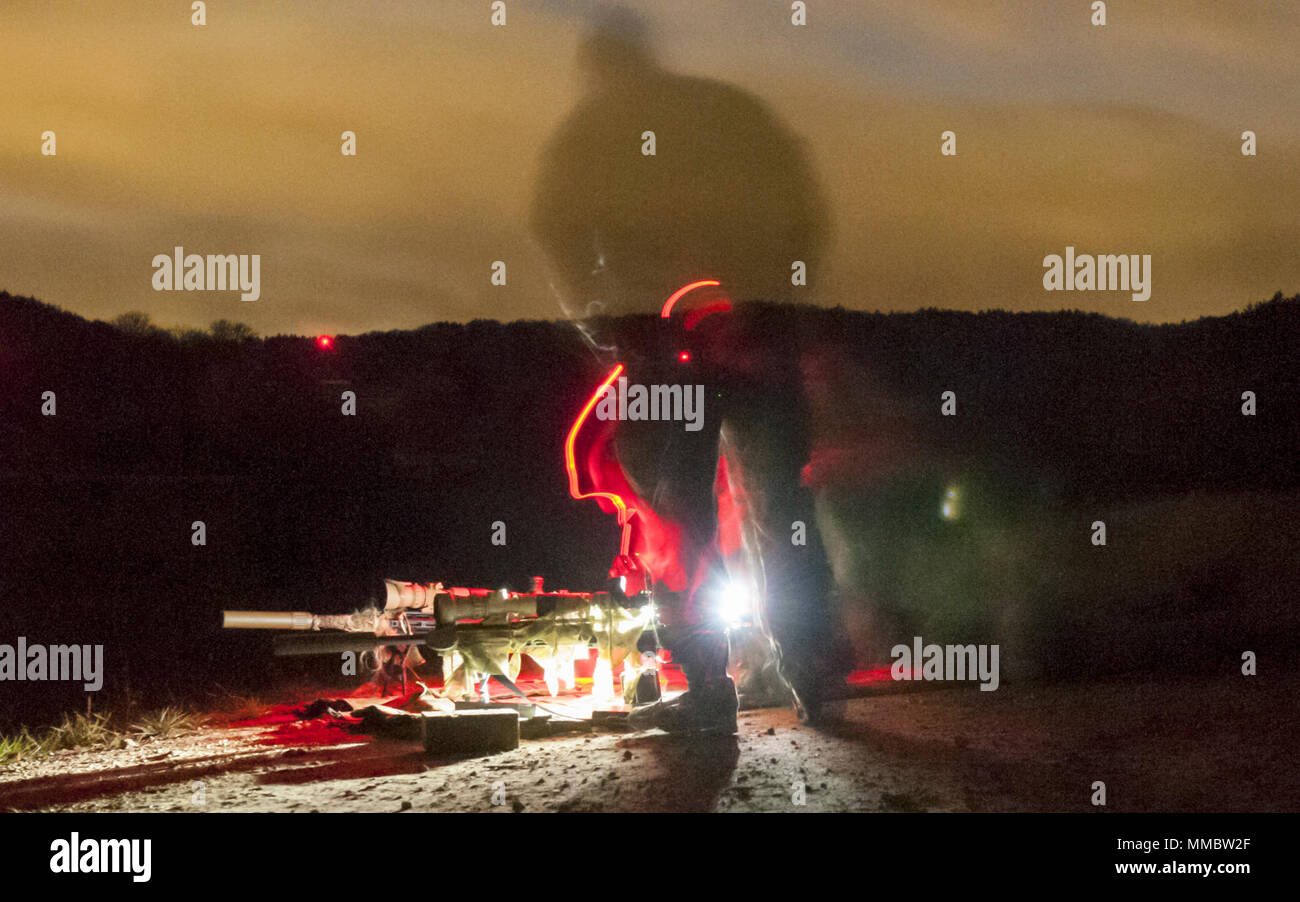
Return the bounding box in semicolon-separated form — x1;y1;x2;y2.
729;627;791;710
736;656;793;710
783;661;850;726
627;676;738;735
789;680;824;725
764;608;854;725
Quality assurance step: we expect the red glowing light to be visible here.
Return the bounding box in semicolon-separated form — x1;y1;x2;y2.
684;300;732;331
316;335;333;350
678;350;691;363
565;365;692;594
564;364;635;556
660;280;721;319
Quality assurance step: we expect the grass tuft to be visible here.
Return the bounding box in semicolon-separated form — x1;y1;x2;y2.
129;706;202;739
1;705;205;768
37;711;125;754
0;731;40;767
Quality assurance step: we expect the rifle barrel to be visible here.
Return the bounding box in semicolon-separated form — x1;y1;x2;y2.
222;610;314;630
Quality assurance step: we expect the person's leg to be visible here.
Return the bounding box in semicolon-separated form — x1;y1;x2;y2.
714;343;852;723
615;371;737;732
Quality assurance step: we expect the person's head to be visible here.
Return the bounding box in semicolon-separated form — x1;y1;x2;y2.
535;7;828;340
578;7;656;88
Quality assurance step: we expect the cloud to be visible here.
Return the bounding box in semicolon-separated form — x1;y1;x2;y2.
0;0;1295;332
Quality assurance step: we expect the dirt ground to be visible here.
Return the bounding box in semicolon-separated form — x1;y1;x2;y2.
3;671;1295;813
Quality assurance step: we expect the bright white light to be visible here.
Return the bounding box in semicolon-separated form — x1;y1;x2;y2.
942;485;960;520
560;648;577;690
719;581;755;628
591;657;615;705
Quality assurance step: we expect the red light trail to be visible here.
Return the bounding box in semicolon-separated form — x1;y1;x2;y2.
659;279;721;319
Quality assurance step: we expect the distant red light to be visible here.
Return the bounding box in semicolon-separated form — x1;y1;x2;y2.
678;350;691;363
316;335;333;350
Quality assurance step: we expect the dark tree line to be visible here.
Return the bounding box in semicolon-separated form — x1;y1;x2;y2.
0;291;1295;728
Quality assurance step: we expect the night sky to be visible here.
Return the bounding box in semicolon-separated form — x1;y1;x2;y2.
2;0;1297;335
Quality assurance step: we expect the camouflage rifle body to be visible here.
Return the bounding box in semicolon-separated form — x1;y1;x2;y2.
223;579;657;696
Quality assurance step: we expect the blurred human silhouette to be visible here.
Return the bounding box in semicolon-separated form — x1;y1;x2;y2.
531;8;829;321
532;9;848;732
